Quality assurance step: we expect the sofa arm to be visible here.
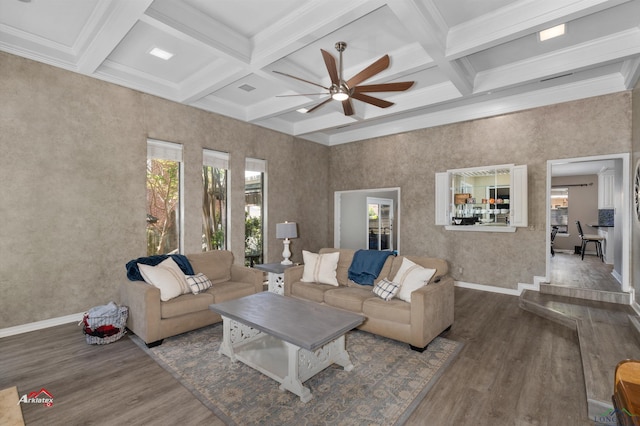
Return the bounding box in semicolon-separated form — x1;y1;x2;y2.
230;264;265;293
283;265;304;296
119;280;162;344
409;275;455;348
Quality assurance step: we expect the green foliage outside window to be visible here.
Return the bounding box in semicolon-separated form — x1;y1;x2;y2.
146;159;180;255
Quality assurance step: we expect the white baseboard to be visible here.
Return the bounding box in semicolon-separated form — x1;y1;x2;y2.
455;277;543;296
611;270;622;285
632;301;640;316
0;312;85;339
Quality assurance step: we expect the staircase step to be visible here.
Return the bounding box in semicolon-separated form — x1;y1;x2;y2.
520;290;640;420
539;283;631;304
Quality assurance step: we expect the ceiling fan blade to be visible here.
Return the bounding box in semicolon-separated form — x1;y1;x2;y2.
272;70;329;90
321;49;340;85
354;81;414;93
346;54;390;88
342;99;354;116
306;97;333;113
351;92;394;108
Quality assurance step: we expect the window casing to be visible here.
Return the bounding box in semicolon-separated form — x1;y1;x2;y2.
146;139;183;255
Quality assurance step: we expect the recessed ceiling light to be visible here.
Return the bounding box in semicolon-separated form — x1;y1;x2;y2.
149;47;174;60
539;24;565;42
296;108;309;114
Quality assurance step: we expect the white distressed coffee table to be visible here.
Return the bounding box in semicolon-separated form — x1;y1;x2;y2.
209;292;364;402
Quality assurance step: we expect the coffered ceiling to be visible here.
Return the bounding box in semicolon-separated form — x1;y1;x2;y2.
1;0;639;145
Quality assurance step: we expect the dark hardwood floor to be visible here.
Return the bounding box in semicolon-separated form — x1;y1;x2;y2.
1;288;593;425
550;252;622;292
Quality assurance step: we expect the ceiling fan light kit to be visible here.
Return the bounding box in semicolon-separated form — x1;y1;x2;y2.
275;41;414;116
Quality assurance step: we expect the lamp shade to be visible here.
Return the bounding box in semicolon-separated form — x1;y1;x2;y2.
276;222;297;239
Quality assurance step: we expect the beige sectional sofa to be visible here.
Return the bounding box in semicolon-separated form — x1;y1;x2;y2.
119;250;263;346
284;248;454;351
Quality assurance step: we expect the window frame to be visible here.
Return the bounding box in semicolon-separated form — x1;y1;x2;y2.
146;139;184;254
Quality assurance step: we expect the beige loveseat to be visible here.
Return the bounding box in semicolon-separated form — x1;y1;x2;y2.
119;250;263;346
284;248;454;351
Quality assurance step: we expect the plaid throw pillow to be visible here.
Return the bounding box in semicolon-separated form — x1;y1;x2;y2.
373;278;400;301
186;273;213;295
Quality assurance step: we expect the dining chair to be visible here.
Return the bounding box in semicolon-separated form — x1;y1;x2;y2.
575;220;604;261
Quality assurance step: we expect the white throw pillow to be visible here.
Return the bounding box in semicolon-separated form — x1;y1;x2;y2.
373;278;400;301
392;258;436;303
158;257;191;294
301;250;340;286
138;263;183;301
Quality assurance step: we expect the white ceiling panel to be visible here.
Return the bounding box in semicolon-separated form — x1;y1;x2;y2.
1;0;639;145
0;0;98;48
107;20;218;83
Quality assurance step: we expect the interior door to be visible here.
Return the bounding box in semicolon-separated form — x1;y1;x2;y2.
367;197;393;251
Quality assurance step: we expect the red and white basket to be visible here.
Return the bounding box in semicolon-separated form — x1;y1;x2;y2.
80;305;128;345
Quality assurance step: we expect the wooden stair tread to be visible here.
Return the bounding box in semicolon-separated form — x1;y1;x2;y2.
520;290;640;419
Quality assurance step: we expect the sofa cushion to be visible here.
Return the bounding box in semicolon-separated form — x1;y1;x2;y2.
324;287;373;313
187;251;233;284
372;278;400;301
301;250;339;286
362;297;411;324
161;292;214;319
205;281;257;303
290;281;334;303
392;258;436;303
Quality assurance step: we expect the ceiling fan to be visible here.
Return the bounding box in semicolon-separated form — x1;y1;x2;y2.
274;41;414;116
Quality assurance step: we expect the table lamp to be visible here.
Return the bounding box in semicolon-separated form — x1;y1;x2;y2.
276;222;297;265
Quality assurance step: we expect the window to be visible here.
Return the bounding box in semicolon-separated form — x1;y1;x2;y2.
245;158;266;266
435;164;527;232
202;150;229;251
146;139;183;255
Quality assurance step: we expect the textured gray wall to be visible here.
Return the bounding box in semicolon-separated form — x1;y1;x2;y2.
550;175;598;252
329;93;632;289
0;52;329;327
0;49;635;328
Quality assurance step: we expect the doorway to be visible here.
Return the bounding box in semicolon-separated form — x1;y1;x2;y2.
334;188;400;252
546;154;630;293
367;197;394;251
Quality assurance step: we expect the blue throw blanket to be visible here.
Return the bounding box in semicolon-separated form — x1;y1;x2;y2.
347;249;394;286
125;254;194;281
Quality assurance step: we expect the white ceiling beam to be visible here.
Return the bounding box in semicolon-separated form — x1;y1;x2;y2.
446;0;632;59
474;27;640;93
145;0;251;64
178;62;249;104
250;0;387;69
621;57;640;89
386;0;474;96
76;0;153;75
323;72;626;145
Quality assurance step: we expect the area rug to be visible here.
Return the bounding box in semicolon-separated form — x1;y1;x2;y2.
0;386;25;426
132;324;462;426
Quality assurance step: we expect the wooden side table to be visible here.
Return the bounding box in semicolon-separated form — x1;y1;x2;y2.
254;263;296;295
